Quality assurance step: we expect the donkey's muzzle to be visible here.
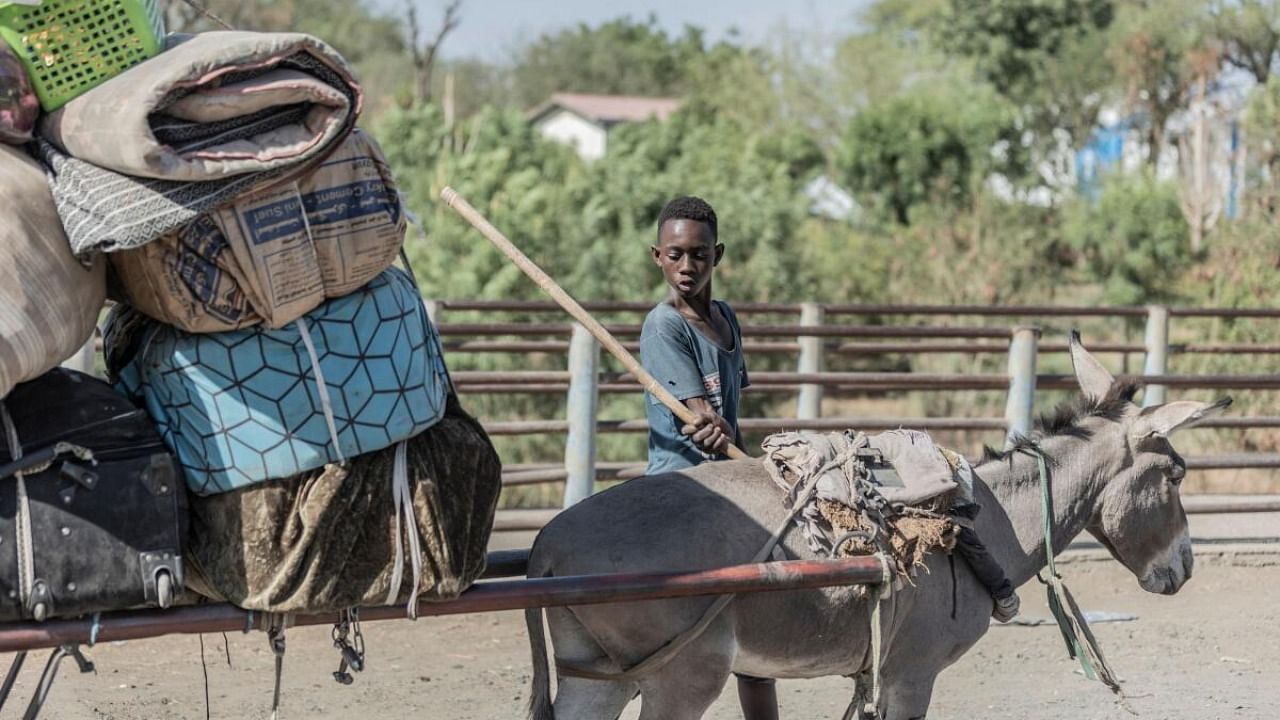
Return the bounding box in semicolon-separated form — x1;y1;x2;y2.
1139;538;1193;595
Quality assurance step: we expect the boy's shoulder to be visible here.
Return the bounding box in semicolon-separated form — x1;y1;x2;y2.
641;300;739;335
642;301;685;333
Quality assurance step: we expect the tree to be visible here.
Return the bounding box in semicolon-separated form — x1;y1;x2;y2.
1207;0;1280;85
1062;171;1191;305
1177;47;1224;253
835;0;955;112
376;96;838;306
430;58;515;124
1243;73;1280;215
509;17;707;108
936;0;1117;156
403;0;463;103
837;83;1020;224
1109;0;1206;168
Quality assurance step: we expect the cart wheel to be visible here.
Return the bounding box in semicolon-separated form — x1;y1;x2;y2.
156;570;174;609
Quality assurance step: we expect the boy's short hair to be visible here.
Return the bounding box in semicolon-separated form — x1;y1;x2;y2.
657;196;717;242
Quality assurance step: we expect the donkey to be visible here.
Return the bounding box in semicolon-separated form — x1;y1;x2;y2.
523;336;1230;719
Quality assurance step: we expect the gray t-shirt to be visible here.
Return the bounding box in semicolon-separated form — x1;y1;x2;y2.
639;301;749;474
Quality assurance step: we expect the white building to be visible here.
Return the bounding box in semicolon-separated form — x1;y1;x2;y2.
528;92;682;161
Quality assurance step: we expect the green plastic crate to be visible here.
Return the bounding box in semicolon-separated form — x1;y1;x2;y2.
0;0;164;111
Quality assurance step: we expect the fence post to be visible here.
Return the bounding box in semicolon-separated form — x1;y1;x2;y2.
1004;326;1040;448
796;303;825;420
1143;305;1170;408
563;323;600;507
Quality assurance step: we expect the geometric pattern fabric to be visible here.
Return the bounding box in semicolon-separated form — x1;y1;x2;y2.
109;267;449;495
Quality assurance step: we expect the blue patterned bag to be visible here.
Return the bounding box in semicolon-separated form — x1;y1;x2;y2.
108;267;449;495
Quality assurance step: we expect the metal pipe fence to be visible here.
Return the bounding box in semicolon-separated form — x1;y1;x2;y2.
452;373;1280;395
439;339;1280;356
432;300;1279;524
434;298;1280;319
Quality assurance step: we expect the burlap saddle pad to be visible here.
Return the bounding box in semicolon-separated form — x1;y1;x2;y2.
761;430;965;576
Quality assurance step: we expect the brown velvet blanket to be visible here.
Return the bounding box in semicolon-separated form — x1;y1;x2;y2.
186;394;501;613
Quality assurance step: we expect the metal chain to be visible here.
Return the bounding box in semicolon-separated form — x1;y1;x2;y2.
331;609;366;685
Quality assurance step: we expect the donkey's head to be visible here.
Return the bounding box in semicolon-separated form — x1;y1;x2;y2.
1067;332;1230;595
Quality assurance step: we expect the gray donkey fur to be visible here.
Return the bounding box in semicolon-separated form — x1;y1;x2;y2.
524;336;1230;719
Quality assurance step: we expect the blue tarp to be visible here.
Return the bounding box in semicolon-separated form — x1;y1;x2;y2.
1075;124;1127;200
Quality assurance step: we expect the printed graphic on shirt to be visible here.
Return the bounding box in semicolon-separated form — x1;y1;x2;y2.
702;372;723;410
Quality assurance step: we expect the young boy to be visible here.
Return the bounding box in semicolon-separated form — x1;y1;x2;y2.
639;196;779;720
640;195;747;469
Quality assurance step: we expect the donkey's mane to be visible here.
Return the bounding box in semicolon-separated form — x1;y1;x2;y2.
980;381;1140;463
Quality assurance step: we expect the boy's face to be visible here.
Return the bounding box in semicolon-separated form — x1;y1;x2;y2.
651;219;723;299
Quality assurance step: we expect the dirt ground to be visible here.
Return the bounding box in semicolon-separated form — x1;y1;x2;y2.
12;550;1278;720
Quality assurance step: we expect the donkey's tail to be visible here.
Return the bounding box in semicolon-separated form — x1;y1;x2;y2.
525;606;554;720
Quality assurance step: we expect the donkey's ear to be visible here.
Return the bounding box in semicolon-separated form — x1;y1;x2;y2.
1069;330;1115;401
1131;398;1232;439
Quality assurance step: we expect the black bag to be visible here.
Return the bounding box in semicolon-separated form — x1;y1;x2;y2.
0;368;186;621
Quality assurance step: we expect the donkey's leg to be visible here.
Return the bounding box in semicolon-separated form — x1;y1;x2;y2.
553;677;636;720
546;606;636;720
635;622;735;720
877;674;937;720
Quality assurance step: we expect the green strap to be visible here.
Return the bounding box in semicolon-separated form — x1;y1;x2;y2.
1036;451;1057;579
1023;445;1098;682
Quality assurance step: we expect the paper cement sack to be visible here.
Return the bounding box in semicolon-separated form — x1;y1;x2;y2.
109;129;405;332
0;145;105;399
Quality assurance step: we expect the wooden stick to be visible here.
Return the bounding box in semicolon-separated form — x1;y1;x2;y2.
441;187;749;460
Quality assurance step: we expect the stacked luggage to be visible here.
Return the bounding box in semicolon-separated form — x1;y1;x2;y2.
0;1;501;624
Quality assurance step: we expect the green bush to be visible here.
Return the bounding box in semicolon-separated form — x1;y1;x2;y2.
1062;171;1191;306
837;84;1020;225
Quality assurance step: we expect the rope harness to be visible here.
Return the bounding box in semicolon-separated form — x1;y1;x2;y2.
838;549;893;720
